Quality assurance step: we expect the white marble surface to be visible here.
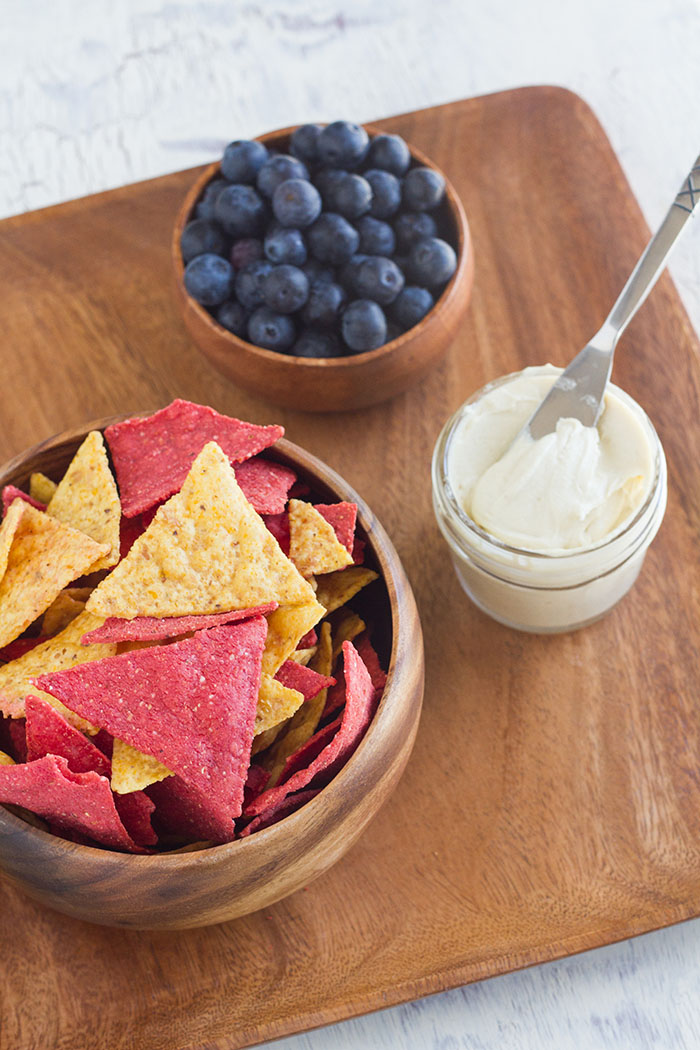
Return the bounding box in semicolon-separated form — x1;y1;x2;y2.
2;2;700;1047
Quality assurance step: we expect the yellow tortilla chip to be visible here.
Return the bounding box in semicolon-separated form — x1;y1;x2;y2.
314;566;378;615
251;721;289;757
0;500;24;583
331;610;366;660
30;472;58;505
289;647;316;666
110;738;173;794
255;673;304;736
265;622;333;788
47;431;121;571
42;592;86;637
287;499;353;577
0;610;115;730
0;750;15;766
262;600;325;676
87;442;315;619
0;504;109;650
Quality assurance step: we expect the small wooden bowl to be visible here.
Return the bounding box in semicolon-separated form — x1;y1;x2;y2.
0;422;424;929
172;124;475;412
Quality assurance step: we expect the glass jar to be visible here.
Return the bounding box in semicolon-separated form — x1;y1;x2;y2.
431;370;668;633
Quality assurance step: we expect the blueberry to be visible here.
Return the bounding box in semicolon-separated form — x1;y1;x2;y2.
307;213;359;265
272;178;322;228
312;168;348;208
301;258;335;286
341;299;387;352
366;133;411;176
214;184;266;237
293;329;344;358
407;237;457;286
333;174;372;220
234;259;274;310
183;253;234;306
364;169;401;219
390;285;434;329
318;121;369;169
354;255;405;305
180;219;227;263
402;166;446;211
393;211;437;251
195;177;228;221
247;307;296;352
221;140;269;183
302;281;346;327
230;237;264;270
215;299;248;338
290;124;322;165
256;155;309;198
263;264;309;314
338;253;369;294
356;215;395;256
264;225;307;266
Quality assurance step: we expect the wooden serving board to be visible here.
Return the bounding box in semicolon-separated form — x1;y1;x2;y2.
1;87;699;1050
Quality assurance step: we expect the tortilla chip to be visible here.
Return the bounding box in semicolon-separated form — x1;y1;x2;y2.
288;500;353;577
250;721;288;757
105;399;284;517
263;511;290;555
0;500;24;583
30;472;57;505
46;431;121;571
235;457;296;515
289;647;316;666
262;600;325;676
42;592;86;637
0;637;45;663
25;694;110;776
275;659;335;701
113;790;157;847
315;502;357;554
314;566;378;615
36;619;267;836
2;486;45;516
0;611;115;728
0;504;109;650
81;602;277;645
0;750;14;766
86;443;315;619
0;754;145;852
111;738;172;794
255;673;304;736
331;611;366;660
238;788;320;838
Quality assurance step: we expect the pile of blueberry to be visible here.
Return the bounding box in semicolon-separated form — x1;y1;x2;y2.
180;120;458;357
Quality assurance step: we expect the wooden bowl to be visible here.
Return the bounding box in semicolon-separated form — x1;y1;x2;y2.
0;421;424;929
172;124;475;412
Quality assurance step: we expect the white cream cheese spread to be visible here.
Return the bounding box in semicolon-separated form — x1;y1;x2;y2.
447;365;655;552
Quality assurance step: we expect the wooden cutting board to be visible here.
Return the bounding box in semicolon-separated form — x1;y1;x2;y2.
1;86;699;1050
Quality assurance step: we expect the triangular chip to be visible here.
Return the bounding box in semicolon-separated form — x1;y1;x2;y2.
111;738;172;794
314;566;378;615
36;619;267;832
288;499;353;577
86;443;315;619
47;431;121;571
262;600;326;676
238;788;320;839
255;673;304;736
30;472;57;505
235;457;296;515
315;502;357;554
0;504;109;649
0;500;24;583
331;611;366;659
80;602;277;645
289;647;316;666
0;611;115;728
2;486;45;516
25;694;110;775
251;721;288;757
42;592;86;637
105;399;284;517
0;750;14;766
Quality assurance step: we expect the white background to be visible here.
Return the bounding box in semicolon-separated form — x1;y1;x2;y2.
2;1;700;1047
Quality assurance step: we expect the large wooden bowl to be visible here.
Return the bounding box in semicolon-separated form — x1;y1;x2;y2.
172;124;474;412
0;421;424;929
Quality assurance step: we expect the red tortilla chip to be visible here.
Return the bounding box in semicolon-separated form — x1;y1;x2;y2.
105;399;284;517
355;634;388;694
243;763;270;808
2;487;46;516
146;774;234;843
352;537;365;565
314;502;357;554
25;694;110;776
119;505;159;559
297;628;317;649
274;660;335;701
235;458;296;515
113;791;157;847
80;602;277;645
238;788;320;838
245;642;374;817
276;717;341;782
263;512;290;555
8;718;27;762
0;637;46;663
0;754;145;852
36;618;266;839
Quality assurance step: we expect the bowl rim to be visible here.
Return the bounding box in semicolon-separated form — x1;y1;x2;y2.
0;418;422;865
171;120;471;369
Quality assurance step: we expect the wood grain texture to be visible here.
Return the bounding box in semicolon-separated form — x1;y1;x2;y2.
0;87;698;1050
0;428;423;929
172;126;474;411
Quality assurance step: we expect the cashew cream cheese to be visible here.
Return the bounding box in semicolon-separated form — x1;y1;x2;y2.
447;365;655;552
